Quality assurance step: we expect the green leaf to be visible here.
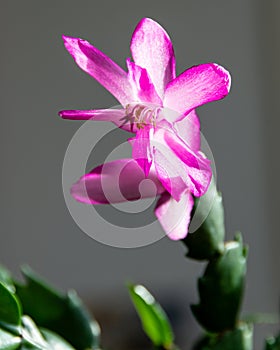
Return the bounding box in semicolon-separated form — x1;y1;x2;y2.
20;345;42;350
266;335;280;350
40;329;76;350
15;266;100;350
0;282;22;326
183;184;225;261
53;290;100;350
193;323;253;350
15;266;65;324
128;284;174;348
0;328;21;350
21;316;48;349
0;266;15;294
191;234;247;333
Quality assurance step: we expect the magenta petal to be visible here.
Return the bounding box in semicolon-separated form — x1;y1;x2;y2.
127;58;162;105
130;18;175;99
153;146;187;201
129;126;153;177
162;126;212;197
155;191;194;240
58;108;135;132
164;63;231;118
71;158;165;204
174;110;201;151
63;36;132;106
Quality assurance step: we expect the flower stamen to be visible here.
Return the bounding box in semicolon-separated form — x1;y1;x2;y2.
123;104;161;130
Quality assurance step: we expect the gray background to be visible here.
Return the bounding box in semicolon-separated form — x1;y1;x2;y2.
1;1;279;349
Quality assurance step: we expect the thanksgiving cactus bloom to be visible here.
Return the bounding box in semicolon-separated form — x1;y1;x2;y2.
59;18;231;240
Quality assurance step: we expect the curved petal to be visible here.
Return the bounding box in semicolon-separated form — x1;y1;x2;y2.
174;110;201;151
164;63;231;119
127;58;162;105
153;146;187;201
71;158;165;205
130;18;176;99
155;191;194;240
153;122;211;198
129;126;153;176
162;125;212;197
63;36;133;106
58;108;135;132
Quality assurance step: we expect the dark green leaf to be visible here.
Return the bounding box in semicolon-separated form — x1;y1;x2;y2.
40;329;76;350
266;335;280;350
193;323;253;350
20;345;42;350
128;284;174;348
0;328;21;350
15;266;100;350
0;282;22;326
191;234;247;333
53;290;100;350
15;266;65;324
183;184;225;261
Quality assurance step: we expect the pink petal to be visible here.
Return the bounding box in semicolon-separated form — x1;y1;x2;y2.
63;36;133;106
127;58;162;105
155;191;194;240
130;18;175;99
152;122;211;198
129;126;153;177
58;108;135;132
153;146;187;201
174;110;201;151
71;158;165;204
163;63;231;119
162;126;212;197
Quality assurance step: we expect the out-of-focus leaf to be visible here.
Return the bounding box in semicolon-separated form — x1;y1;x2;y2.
41;329;76;350
15;266;100;350
184;183;225;261
191;234;247;333
21;316;47;349
0;328;21;350
15;266;65;324
193;323;253;350
54;290;100;350
128;284;174;348
0;266;15;293
0;283;22;326
266;335;280;350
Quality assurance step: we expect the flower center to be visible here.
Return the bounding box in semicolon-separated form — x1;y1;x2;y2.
125;104;161;130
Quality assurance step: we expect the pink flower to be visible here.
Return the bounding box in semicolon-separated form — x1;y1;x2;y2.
59;18;231;240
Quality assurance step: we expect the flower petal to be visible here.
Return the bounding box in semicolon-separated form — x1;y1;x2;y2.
130;18;175;99
164;63;231;119
174;110;201;151
127;58;162;105
153;146;187;201
71;158;165;204
58;108;135;132
129;126;153;177
152;122;211;198
162;125;212;197
155;191;194;240
63;36;133;106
